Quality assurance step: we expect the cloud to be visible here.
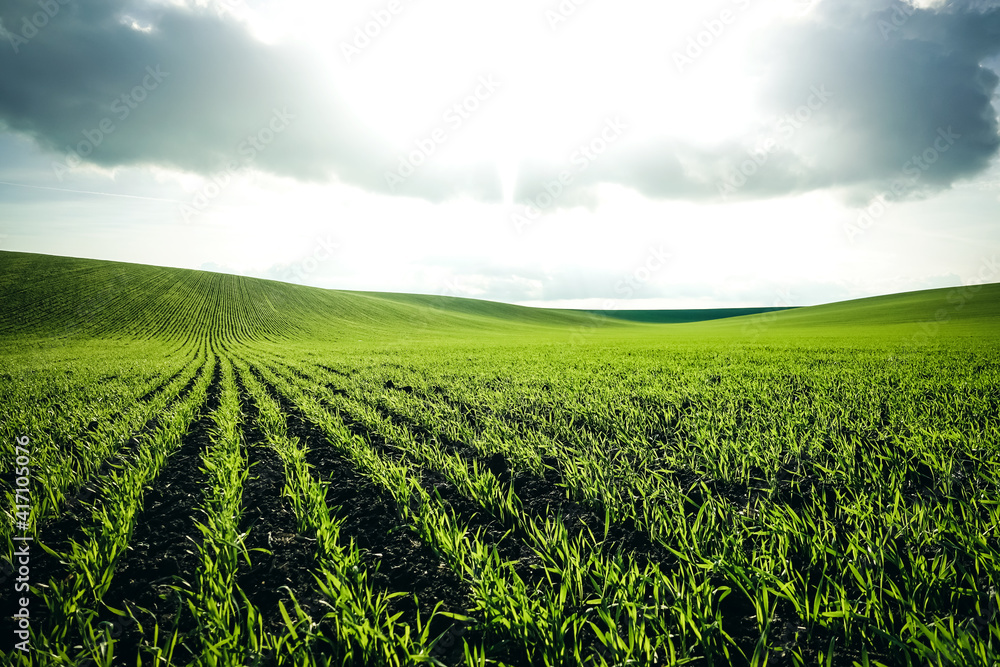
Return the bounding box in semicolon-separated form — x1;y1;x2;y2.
748;0;1000;200
0;0;501;200
1;0;998;208
515;0;1000;208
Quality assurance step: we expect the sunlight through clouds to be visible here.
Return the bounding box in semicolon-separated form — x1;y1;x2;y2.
0;0;998;307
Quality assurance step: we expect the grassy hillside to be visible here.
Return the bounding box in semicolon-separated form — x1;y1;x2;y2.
686;281;1000;342
739;283;1000;327
0;251;609;343
1;251;998;666
1;250;998;344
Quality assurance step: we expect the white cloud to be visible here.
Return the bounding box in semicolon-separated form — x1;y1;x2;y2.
1;0;998;309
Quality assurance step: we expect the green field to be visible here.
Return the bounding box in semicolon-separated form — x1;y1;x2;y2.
579;308;797;324
1;250;998;667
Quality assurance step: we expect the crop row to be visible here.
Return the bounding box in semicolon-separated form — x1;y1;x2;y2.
18;353;216;666
2;338;997;666
237;341;1000;666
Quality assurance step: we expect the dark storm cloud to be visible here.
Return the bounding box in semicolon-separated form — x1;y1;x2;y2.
0;0;500;200
745;0;1000;200
1;0;998;206
516;0;1000;207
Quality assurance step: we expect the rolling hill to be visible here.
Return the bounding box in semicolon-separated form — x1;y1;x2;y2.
0;251;607;343
1;250;998;666
1;250;998;343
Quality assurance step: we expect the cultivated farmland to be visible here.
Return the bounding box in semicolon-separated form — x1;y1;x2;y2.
1;250;998;666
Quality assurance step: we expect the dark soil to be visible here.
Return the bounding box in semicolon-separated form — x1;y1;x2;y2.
0;358;217;664
37;358;211;546
136;358;195;404
233;375;329;663
10;358;222;667
94;359;222;666
286;363;696;662
321;375;899;665
252;365;620;664
9;352;909;667
232;362;500;664
333;386;679;573
275;383;483;666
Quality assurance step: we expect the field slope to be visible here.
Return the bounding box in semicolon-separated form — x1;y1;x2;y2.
700;282;1000;334
3;250;998;344
1;250;998;667
0;251;608;343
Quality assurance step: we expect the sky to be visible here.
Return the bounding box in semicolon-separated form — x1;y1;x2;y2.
1;0;999;309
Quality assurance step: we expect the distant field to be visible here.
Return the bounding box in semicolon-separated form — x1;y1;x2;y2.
1;250;998;667
580;307;797;324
